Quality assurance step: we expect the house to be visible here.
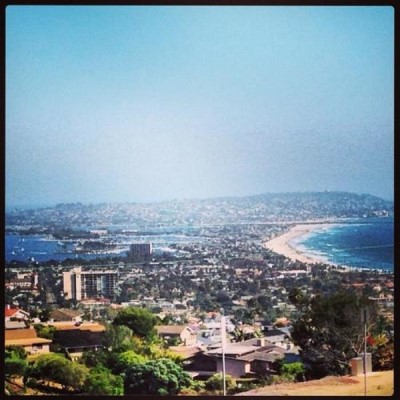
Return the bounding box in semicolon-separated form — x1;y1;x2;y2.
175;347;217;377
197;328;223;348
156;325;197;347
206;337;286;378
51;323;106;361
263;327;289;348
5;320;27;330
49;308;84;323
5;328;52;356
5;306;30;322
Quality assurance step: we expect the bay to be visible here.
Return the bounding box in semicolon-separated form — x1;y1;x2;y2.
5;232;203;263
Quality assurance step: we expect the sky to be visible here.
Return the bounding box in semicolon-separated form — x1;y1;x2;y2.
6;6;394;208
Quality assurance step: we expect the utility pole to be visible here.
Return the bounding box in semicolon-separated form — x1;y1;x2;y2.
220;309;226;396
362;307;369;397
364;317;367;396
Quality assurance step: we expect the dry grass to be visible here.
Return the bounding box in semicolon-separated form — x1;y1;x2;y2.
237;371;394;396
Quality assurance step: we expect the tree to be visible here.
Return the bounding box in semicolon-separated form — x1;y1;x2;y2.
102;324;133;352
5;346;28;379
5;345;27;360
290;289;377;378
39;307;51;322
29;353;89;391
5;359;28;379
113;307;157;338
257;295;273;310
83;366;123;395
80;348;110;369
33;324;56;340
113;350;148;374
124;358;192;395
370;334;394;371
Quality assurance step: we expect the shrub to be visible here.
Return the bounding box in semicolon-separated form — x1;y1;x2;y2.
83;366;123;395
205;373;236;393
124;358;192;395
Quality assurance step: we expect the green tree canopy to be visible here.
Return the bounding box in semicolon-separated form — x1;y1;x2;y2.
113;350;148;374
29;353;89;390
124;358;192;395
80;348;123;374
290;289;377;378
33;324;56;340
102;324;133;352
5;346;28;379
281;362;306;382
83;366;123;395
5;345;27;360
113;307;157;338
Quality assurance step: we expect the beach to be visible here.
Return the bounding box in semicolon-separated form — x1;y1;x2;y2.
264;223;338;265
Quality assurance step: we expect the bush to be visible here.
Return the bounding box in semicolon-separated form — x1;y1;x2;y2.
5;346;28;378
5;358;28;378
34;324;56;340
83;366;123;395
236;381;258;392
29;353;89;390
281;362;305;382
266;375;291;385
113;350;148;374
26;377;39;389
5;345;27;360
124;358;192;395
205;373;236;393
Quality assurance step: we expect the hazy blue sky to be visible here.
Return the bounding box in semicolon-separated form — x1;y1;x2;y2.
6;6;394;207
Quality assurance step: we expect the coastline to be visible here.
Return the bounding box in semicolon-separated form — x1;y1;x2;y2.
264;222;393;274
264;223;341;266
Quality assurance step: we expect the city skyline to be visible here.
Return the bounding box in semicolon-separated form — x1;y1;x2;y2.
6;6;394;208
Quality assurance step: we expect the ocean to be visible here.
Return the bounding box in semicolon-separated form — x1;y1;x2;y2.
5;232;203;263
290;218;394;272
5;219;394;272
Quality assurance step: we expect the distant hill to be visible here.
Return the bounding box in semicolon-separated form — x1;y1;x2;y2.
6;192;393;229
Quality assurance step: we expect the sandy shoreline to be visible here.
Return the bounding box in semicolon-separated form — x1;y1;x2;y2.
264;223;340;265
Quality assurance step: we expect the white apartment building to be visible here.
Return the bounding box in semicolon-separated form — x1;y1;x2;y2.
63;266;118;301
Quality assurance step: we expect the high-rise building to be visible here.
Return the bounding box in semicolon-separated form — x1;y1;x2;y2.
129;243;152;261
63;267;118;301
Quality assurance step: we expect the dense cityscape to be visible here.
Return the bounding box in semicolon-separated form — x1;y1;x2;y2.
4;192;394;396
6;3;394;396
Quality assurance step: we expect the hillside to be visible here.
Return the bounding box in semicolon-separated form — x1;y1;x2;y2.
237;371;394;396
6;191;393;229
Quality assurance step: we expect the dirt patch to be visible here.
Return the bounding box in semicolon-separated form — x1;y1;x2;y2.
237;370;393;396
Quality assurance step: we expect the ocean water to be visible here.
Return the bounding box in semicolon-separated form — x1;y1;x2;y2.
5;219;394;271
5;234;121;263
5;232;202;263
291;219;394;271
